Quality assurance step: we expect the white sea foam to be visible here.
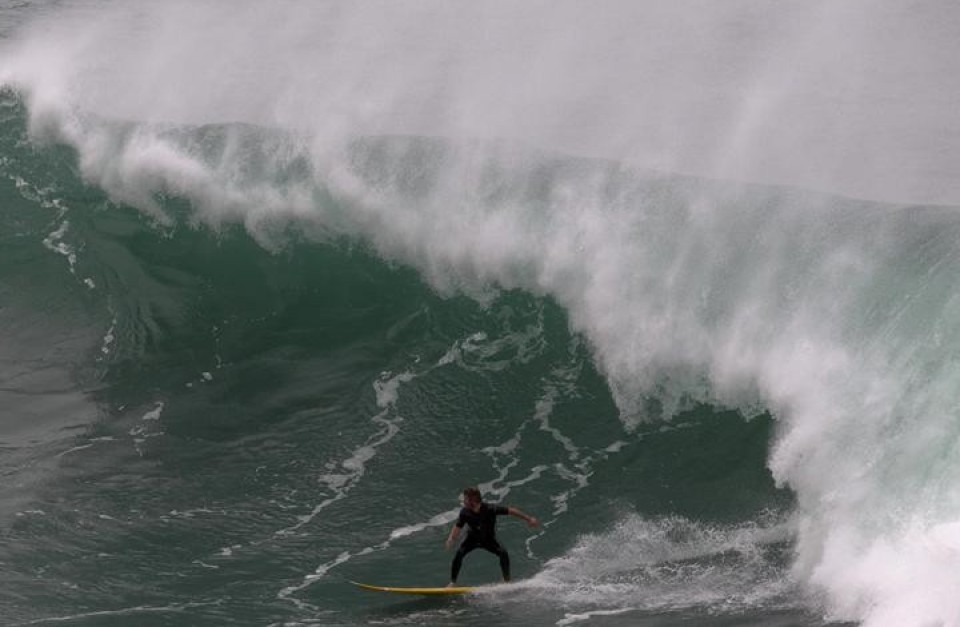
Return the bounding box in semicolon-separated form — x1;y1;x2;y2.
274;369;413;538
555;608;636;626
129;401;165;455
9;600;222;626
524;513;796;614
275;368;417;605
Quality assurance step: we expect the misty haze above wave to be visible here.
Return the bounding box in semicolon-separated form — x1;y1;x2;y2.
2;0;960;205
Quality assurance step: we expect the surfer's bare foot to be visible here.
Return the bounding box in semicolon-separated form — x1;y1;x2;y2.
446;582;455;588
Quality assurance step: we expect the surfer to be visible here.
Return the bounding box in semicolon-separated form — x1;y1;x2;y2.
445;486;539;586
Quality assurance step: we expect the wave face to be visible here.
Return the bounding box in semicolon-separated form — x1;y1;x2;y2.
3;2;960;626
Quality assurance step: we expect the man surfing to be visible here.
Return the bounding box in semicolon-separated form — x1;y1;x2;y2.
444;486;539;586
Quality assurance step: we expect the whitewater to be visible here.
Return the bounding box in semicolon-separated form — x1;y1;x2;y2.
2;1;960;626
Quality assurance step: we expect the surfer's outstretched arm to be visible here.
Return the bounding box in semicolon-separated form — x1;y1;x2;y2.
507;506;539;527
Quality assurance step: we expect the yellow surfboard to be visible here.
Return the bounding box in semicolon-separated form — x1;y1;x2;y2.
350;581;476;595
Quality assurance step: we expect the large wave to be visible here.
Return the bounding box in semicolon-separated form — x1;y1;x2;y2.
4;2;960;625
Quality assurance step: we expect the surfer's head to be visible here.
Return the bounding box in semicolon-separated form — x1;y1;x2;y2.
462;487;482;511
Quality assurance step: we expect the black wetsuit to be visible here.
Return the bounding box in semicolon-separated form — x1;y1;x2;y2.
450;503;511;583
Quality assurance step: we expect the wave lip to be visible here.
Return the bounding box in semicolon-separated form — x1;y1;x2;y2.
4;0;960;204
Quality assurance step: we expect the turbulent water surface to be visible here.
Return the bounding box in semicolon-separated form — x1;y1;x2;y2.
2;2;960;626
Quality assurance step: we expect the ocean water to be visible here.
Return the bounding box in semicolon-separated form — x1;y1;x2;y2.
2;2;960;626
